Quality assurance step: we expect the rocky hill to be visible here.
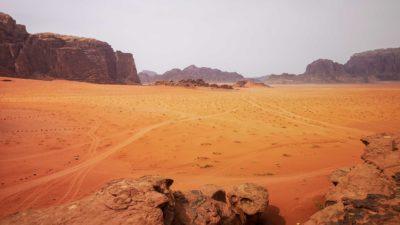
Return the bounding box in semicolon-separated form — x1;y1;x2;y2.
147;65;244;83
138;70;160;84
0;12;140;84
345;48;400;81
304;133;400;225
260;73;298;84
263;48;400;84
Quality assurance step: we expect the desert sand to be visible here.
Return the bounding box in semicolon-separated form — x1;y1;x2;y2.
1;77;399;224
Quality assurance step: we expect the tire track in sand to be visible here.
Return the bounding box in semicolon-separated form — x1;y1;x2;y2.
242;96;364;134
56;122;100;204
0;108;237;201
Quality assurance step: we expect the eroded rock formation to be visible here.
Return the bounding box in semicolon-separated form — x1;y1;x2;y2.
304;133;400;225
0;176;269;225
262;48;400;84
345;48;400;81
0;12;140;84
116;51;140;84
0;12;29;75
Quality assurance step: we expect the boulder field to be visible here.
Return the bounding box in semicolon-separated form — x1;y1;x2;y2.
0;12;140;84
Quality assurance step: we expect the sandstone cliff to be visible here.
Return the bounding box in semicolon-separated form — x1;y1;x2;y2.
115;51;140;84
345;48;400;81
0;12;29;75
0;12;140;84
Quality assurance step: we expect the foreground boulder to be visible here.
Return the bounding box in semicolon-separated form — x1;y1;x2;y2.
1;176;174;225
0;176;269;225
0;12;140;84
305;133;400;225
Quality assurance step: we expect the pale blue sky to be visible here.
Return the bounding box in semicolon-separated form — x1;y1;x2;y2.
2;0;400;77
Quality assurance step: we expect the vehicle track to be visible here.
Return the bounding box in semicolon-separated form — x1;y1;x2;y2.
0;108;237;201
242;96;365;134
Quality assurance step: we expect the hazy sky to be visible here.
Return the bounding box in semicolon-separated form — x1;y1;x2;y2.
2;0;400;77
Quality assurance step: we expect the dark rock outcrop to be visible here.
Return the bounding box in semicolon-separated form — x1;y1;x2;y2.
0;176;269;225
304;133;400;225
0;12;29;75
305;59;346;76
15;33;119;83
0;12;140;84
301;59;372;83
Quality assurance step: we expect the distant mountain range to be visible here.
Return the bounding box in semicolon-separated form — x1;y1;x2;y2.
259;48;400;84
139;47;400;84
3;12;399;85
138;65;244;84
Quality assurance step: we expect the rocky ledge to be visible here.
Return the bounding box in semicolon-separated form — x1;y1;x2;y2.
305;133;400;225
0;176;269;225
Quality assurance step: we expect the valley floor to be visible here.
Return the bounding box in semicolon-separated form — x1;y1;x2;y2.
1;77;400;224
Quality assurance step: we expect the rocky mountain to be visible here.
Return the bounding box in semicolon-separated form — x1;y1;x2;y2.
263;48;400;84
0;176;270;225
0;12;29;75
0;12;140;84
304;133;400;225
345;48;400;81
138;70;160;84
300;59;368;83
262;73;298;84
155;65;244;83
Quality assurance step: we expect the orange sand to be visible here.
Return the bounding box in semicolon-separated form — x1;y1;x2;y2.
1;77;400;224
